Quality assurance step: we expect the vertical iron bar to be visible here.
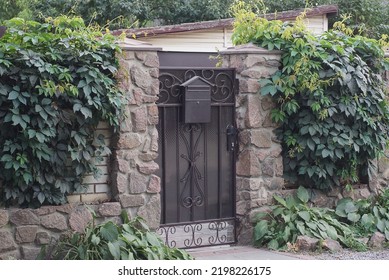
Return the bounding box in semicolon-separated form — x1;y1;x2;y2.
176;107;180;223
218;106;222;219
204;123;208;220
190;124;194;221
162;107;167;224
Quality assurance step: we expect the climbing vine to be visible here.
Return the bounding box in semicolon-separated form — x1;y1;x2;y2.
232;2;389;190
0;17;125;207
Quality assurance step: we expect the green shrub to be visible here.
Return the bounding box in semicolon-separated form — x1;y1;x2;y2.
41;211;193;260
334;189;389;239
232;2;389;190
253;186;366;251
0;17;124;207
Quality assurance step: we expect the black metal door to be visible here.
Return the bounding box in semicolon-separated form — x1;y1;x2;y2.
156;68;237;249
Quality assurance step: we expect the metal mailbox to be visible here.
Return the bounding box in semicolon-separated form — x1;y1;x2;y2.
181;76;212;123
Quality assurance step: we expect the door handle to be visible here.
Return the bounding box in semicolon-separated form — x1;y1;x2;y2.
226;124;238;152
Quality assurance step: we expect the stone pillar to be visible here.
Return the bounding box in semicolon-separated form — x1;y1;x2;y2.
220;44;283;244
111;39;162;229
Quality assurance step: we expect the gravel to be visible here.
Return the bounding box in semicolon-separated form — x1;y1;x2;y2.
299;248;389;260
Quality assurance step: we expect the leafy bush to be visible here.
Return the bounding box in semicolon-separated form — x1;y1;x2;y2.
0;17;124;207
232;2;389;190
42;212;193;260
253;186;365;251
335;189;389;239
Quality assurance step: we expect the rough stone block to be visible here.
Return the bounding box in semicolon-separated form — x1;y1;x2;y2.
137;195;161;230
81;193;110;203
245;95;263;128
32;206;56;216
0;231;16;253
245;55;266;68
269;177;284;191
9;209;40;226
129;172;148;193
117;159;130;174
35;232;50;245
98;202;122;217
236;150;261;177
147;175;161;193
241;66;269;79
262;158;275;177
0;250;19;260
296;236;319;251
15;226;38;243
239;78;260;93
113;172;128;194
144;53;159;68
131;66;151;90
40;213;67;232
322;239;342;252
368;232;385;249
138;152;158;162
236;201;249;216
150;128;159;152
69;206;93;233
131;107;148;132
0;210;9;227
251;129;272;148
119;194;145;208
148;104;159;125
137;161;159;175
117;133;142;149
21;246;41;260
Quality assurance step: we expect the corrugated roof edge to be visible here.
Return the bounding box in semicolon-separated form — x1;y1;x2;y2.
112;4;338;38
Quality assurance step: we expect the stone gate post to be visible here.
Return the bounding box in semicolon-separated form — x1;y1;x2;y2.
111;39;162;229
220;44;283;244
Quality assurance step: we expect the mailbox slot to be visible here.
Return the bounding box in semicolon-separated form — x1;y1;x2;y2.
181;76;212;123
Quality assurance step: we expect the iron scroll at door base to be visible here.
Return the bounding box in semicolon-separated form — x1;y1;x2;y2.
157;217;237;249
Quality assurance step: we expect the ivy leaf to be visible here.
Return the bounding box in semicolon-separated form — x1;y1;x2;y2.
261;84;277;96
8;91;19;100
80;107;92;119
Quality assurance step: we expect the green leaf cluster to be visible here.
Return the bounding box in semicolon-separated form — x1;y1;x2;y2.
334;189;389;240
41;212;193;260
232;2;389;190
0;17;124;207
253;186;365;251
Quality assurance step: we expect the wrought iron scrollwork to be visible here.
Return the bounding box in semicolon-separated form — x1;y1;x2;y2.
158;69;235;105
208;221;228;244
179;124;204;208
157;218;236;249
157;226;177;248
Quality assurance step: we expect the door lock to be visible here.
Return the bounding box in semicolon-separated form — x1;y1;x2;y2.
226;124;238;152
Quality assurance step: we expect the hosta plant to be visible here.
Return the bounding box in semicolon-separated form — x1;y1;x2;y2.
41;211;193;260
254;187;366;251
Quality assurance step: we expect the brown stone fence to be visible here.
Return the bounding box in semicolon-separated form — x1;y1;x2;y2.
0;40;163;260
1;42;389;259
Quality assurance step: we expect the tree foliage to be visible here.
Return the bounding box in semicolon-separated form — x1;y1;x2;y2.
1;0;234;28
232;2;389;190
0;16;124;207
262;0;389;38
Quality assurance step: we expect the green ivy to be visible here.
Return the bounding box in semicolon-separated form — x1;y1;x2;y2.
232;2;389;190
0;17;124;207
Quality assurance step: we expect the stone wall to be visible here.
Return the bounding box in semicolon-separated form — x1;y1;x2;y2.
0;40;162;259
221;44;284;244
0;203;122;260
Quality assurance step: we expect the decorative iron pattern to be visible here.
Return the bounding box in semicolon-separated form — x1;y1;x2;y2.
179;123;205;208
157;218;236;249
158;68;235;105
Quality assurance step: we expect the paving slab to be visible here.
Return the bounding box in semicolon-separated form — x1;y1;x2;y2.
189;245;314;260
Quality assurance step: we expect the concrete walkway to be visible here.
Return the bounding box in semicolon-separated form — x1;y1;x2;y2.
189;245;314;260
